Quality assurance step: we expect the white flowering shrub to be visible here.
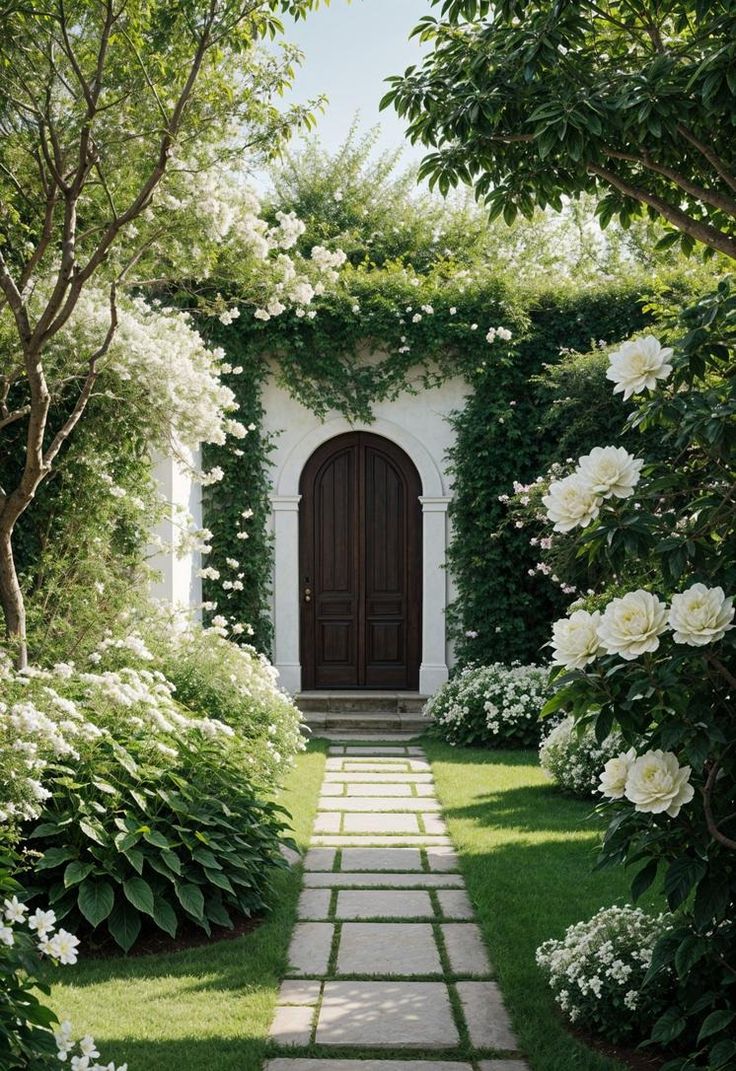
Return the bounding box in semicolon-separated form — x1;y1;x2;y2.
536;905;675;1043
144;615;305;790
425;662;549;748
538;283;736;1067
1;619;303;952
539;716;623;798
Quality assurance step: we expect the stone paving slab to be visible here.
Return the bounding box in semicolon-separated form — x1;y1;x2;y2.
324;773;434;783
277;980;322;1005
297;889;332;919
269;1005;314;1045
286;923;334;976
266;1061;473;1071
340;847;423;871
426;846;460;872
422;814;448;834
336;922;442;976
456;982;518;1050
312;835;453;847
345;783;413;796
441;924;492;976
335;889;434;919
314;813;342;834
342;813;420;834
304;872;463;890
437;890;474;920
344;747;413;755
303;848;337;871
315;981;459;1048
320;783;346;796
343;763;410;772
477;1063;530;1071
319;797;441;812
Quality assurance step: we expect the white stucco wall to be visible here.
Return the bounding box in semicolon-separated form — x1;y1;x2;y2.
261;371;469;695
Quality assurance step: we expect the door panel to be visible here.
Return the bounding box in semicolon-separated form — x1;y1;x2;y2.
300;432;421;689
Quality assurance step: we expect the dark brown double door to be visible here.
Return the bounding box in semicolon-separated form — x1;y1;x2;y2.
300;432;422;690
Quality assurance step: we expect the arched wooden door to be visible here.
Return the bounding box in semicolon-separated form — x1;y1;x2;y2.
299;432;422;690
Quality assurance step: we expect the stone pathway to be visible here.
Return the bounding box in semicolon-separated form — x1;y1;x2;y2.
266;743;529;1071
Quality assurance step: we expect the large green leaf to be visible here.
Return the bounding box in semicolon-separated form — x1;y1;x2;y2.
152;896;178;938
108;899;142;952
175;881;205;920
123;877;155;917
78;880;114;927
37;847;76;871
63;861;95;888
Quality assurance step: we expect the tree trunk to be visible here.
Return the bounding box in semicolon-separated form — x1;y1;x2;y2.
0;523;28;670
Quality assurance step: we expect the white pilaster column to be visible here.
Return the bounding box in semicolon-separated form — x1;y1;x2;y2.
418;495;451;695
271;494;302;694
149;448;202;617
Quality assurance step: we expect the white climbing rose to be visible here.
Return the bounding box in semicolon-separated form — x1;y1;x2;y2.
576;446;643;500
551;610;603;670
597;590;668;660
542;474;601;533
624;750;694;817
599;748;637;799
668;583;735;646
606;336;674;400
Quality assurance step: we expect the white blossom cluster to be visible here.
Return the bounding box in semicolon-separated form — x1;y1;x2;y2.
599;747;694;817
536;904;673;1029
1;899;124;1067
0;653;233;828
61;288;239;449
551;584;734;670
542;444;644;533
425;662;548;746
539;716;624;798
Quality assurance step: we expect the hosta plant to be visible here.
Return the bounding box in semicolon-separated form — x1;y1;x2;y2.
425;662;549;748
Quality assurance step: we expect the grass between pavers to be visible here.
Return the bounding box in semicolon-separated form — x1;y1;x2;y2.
47;740;328;1071
423;738;664;1071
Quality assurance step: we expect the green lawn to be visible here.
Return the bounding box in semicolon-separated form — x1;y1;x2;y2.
423;739;663;1071
47;741;327;1071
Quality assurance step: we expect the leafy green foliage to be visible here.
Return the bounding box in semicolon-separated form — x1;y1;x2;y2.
541;280;736;1068
27;732;289;952
383;0;736;260
0;851;59;1070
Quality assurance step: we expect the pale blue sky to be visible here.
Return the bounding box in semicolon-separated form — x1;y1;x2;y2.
282;0;430;163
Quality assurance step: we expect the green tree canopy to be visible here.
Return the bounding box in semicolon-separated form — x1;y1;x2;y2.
383;0;736;259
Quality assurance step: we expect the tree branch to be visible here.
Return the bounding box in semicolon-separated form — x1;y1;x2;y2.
587;162;736;259
677;124;736;195
603;147;736;219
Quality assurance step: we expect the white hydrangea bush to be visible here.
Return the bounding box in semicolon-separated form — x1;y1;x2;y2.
539;716;623;798
536;905;675;1043
425;662;549;748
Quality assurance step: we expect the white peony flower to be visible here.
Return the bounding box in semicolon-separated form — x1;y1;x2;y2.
576;446;643;500
597;590;668;660
599;748;637;799
668;583;734;646
624;750;694;817
542;474;601;532
551;610;603;669
606;336;674;400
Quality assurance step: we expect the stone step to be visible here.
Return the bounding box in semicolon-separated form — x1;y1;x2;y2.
304;711;430;730
296;691;428;714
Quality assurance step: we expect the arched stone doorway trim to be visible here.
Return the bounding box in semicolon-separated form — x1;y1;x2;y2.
270;417;450;696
